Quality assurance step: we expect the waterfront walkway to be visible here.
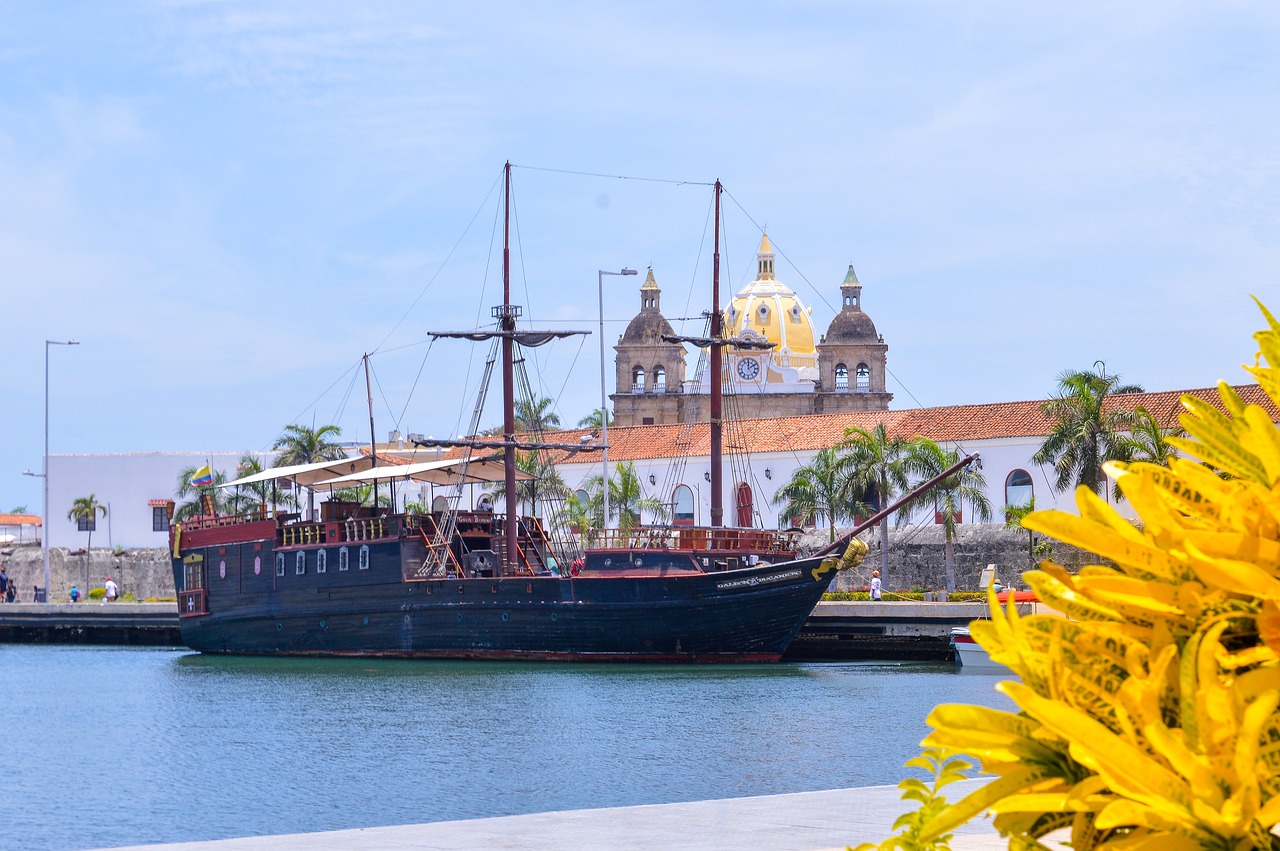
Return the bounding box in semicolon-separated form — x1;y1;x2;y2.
100;781;1005;850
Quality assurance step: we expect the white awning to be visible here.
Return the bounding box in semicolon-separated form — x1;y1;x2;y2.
220;456;377;489
311;454;532;487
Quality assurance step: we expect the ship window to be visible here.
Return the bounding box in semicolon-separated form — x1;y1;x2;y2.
359;545;370;570
276;554;285;576
339;547;349;571
835;363;849;390
856;363;870;392
295;552;306;575
317;549;327;573
1006;469;1033;511
673;485;694;526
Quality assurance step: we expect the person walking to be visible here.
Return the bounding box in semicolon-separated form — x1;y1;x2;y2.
869;570;882;601
104;577;119;603
0;567;9;603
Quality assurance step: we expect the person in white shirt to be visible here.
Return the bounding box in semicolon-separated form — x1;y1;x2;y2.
104;577;118;603
869;570;882;601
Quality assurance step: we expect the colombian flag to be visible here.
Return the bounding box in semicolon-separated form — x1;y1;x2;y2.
191;465;214;487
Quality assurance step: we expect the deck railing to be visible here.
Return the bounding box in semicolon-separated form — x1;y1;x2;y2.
590;526;798;554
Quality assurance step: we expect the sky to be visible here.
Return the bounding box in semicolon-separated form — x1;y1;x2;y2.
3;1;1279;513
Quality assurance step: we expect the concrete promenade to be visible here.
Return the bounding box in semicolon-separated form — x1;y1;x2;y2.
99;781;1006;851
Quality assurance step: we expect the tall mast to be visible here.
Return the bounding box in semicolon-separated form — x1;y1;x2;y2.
500;161;519;572
709;179;724;528
363;353;379;509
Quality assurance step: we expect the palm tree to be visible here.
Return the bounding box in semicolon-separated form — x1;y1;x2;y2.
330;484;392;509
225;455;298;517
839;423;913;582
1004;497;1040;574
485;451;571;518
577;408;613;429
1033;363;1142;501
272;423;345;519
174;466;230;521
582;461;667;531
67;494;106;589
908;440;992;593
514;396;562;433
773;448;864;542
558;490;598;547
1122;406;1184;467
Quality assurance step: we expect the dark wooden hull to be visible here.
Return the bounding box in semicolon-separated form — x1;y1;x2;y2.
171;529;836;662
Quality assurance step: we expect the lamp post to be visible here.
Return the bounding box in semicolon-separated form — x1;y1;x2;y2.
598;268;637;536
43;339;79;602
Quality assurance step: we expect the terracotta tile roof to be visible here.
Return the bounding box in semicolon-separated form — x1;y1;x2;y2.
0;514;42;526
549;383;1277;465
147;499;174;507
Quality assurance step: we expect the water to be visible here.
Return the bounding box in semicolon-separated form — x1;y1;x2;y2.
2;646;1011;851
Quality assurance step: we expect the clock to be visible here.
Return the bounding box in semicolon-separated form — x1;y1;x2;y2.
737;358;760;380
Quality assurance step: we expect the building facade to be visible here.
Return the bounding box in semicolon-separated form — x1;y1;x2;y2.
613;235;892;426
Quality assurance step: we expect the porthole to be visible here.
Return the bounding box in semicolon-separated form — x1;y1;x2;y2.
551;613;558;622
501;612;509;622
456;613;463;623
276;623;283;631
403;614;411;624
319;619;326;629
362;616;369;626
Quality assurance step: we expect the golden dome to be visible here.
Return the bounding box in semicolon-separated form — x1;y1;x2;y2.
724;233;818;382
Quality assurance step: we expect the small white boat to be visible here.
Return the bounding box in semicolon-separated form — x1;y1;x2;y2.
951;626;1005;671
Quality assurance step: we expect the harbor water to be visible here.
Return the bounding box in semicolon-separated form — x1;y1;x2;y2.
3;645;1012;851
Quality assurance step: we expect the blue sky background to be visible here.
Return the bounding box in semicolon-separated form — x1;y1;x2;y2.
3;1;1278;512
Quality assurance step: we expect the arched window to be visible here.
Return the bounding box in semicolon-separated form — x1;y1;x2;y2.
855;363;870;392
1005;469;1033;510
316;550;327;573
673;485;694;526
835;363;849;390
736;482;754;528
575;488;589;504
358;545;370;570
276;553;285;577
654;366;666;392
339;547;349;571
295;551;306;575
431;495;449;514
633;366;646;392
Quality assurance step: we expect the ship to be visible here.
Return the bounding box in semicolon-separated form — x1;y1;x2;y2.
170;163;973;661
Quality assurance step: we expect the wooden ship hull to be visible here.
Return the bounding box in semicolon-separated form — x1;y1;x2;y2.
170;512;838;662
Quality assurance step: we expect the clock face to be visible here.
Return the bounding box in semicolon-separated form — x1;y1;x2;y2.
737;358;760;380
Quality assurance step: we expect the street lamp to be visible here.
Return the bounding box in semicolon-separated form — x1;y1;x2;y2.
598;268;637;535
43;339;79;602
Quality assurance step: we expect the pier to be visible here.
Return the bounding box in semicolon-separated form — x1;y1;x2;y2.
0;600;996;658
96;780;1004;850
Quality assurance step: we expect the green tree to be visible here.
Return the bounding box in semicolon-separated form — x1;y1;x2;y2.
174;466;230;521
1122;405;1185;467
1003;497;1045;574
272;423;345;519
225;455;298;517
1033;363;1142;502
576;408;613;429
558;490;598;547
839;423;913;583
907;440;992;593
330;484;392;508
485;450;571;517
10;505;27;514
773;448;864;542
582;461;667;531
67;494;107;588
514;396;561;433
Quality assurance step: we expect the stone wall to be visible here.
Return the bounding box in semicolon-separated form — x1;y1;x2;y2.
807;524;1096;593
0;543;174;602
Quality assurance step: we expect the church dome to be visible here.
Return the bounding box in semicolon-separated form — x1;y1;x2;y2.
823;264;879;342
724;233;818;358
